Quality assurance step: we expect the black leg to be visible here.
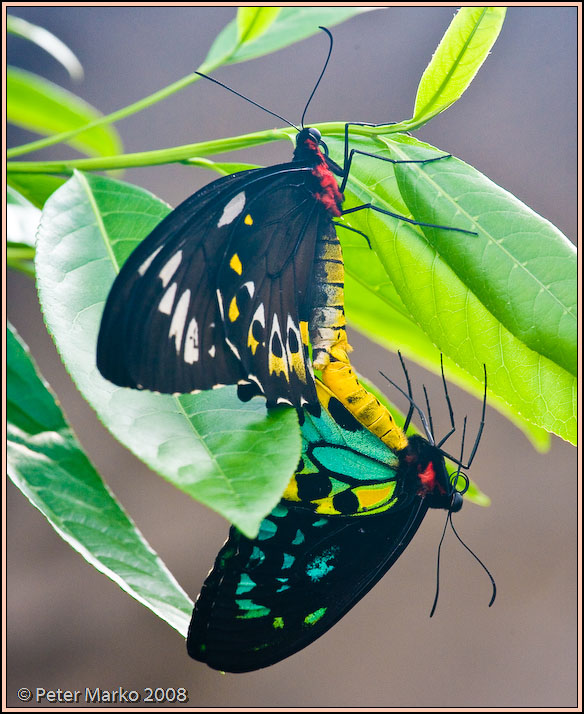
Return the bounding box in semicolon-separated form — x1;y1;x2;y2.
339;121;477;236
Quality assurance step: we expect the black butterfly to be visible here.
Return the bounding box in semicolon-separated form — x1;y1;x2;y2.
97;29;476;409
187;364;493;673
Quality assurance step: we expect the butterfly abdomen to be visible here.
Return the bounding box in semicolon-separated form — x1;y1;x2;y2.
310;226;351;372
319;360;409;452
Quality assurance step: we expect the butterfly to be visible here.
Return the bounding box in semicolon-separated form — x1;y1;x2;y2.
96;28;476;410
187;360;492;672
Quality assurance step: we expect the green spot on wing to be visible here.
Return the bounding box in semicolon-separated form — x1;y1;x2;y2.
273;616;285;629
292;529;305;545
257;518;277;540
306;547;338;581
235;573;256;595
235;599;270;619
271;504;289;518
304;607;327;626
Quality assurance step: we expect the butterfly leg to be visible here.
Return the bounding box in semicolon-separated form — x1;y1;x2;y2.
338;122;476;236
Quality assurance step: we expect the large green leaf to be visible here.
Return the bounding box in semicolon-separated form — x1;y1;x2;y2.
7;66;122;158
343;273;550;453
411;7;506;127
393;138;577;376
322;132;576;445
204;7;376;67
7;323;193;636
35;171;301;538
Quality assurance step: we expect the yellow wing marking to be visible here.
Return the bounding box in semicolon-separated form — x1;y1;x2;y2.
228;296;240;322
229;253;243;275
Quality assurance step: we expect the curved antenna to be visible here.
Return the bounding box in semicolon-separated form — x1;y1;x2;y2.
449;515;497;608
194;71;300;131
429;510;450;617
437;365;487;470
300;26;334;128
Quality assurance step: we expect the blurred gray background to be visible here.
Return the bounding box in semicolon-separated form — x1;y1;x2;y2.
7;6;577;708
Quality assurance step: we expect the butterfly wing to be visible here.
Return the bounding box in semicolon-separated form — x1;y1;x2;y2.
187;496;428;672
187;379;429;672
97;162;326;406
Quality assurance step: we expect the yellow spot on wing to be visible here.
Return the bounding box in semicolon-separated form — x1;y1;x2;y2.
355;483;396;510
300;321;309;346
289;351;307;382
282;475;301;502
229;253;243;275
269;353;289;379
248;326;259;355
244;214;253;226
228;296;239;322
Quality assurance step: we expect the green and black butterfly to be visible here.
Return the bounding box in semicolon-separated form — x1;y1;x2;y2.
96;28;476;410
187;366;492;672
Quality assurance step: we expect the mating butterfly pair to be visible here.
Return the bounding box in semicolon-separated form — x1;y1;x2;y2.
95;28;488;673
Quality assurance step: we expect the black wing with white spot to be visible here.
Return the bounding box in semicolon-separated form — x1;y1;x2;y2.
96;161;325;403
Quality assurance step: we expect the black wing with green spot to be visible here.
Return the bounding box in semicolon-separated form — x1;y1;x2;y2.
187;497;428;672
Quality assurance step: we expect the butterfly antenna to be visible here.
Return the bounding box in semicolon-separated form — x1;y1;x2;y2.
423;384;435;442
437;354;456;447
194;71;300;131
300;26;334;129
430;510;450;617
379;370;434;445
438;364;488;470
449;515;497;608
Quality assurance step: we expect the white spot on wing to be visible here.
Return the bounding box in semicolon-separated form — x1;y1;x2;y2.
159;250;183;287
184;317;199;363
208;345;216;358
242;281;255;298
169;289;191;353
225;336;241;360
252;302;265;327
158;282;177;315
247;374;263;389
138;245;163;275
216;290;225;320
217;191;246;227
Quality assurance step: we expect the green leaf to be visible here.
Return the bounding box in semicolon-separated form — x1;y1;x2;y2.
237;7;281;45
322;132;575;445
412;7;506;126
344;273;551;453
7;14;84;81
392;136;577;377
7;66;122;158
205;7;376;67
7;323;193;636
35;171;301;538
7;172;67;208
